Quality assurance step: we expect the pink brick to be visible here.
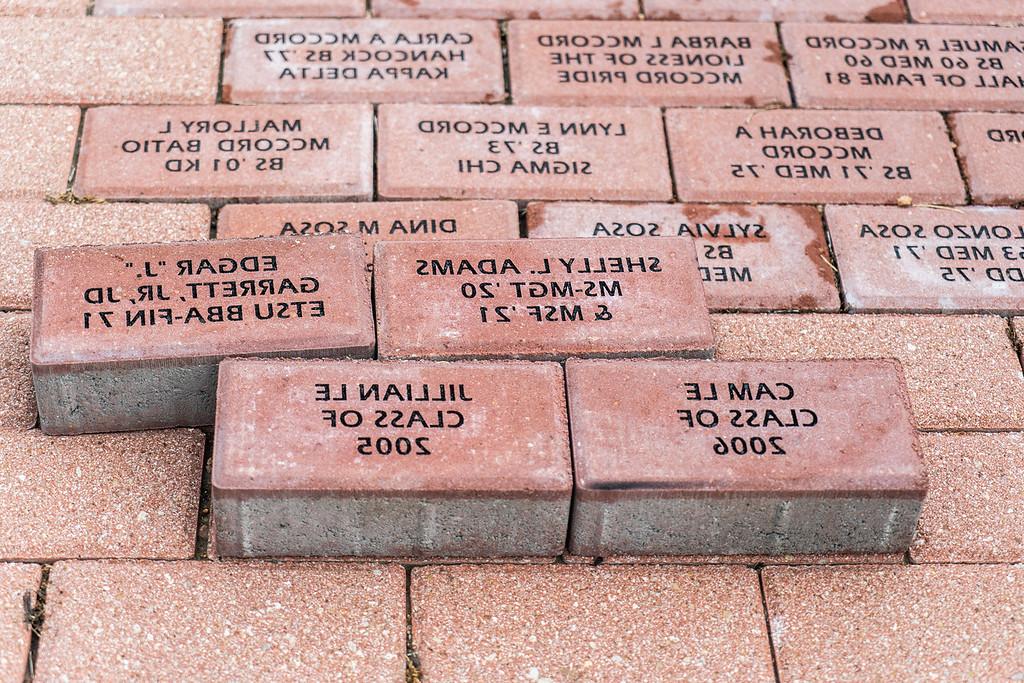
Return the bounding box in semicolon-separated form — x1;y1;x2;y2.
507;20;789;107
0;429;203;560
372;0;639;20
907;0;1024;25
412;564;774;682
377;104;672;201
783;23;1024;112
764;565;1024;681
223;19;505;104
374;237;713;360
32;235;374;434
0;0;85;15
566;358;925;556
74;104;373;202
212;359;571;557
0;564;39;683
950;112;1024;205
644;0;906;21
0;201;209;309
666;108;965;204
0;18;220;104
826;205;1024;312
0;313;36;430
93;0;366;16
36;561;405;681
527;202;839;311
217;200;519;270
0;106;78;199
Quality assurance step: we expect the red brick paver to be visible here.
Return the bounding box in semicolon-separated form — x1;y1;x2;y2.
644;0;906;21
93;0;366;16
0;0;84;15
907;0;1024;25
0;106;78;199
0;563;39;683
0;429;203;560
35;561;405;682
373;0;639;20
0;313;35;430
413;564;775;682
950;112;1024;205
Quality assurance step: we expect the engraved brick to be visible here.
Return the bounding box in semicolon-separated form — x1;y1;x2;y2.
0;18;220;104
506;20;789;107
0;429;203;560
0;106;78;199
31;235;374;435
527;202;839;311
217;200;519;270
827;204;1024;312
36;561;405;682
783;23;1024;111
907;0;1024;25
0;563;40;683
666;108;965;204
93;0;365;16
0;313;37;430
372;0;638;20
212;358;572;558
950;112;1024;205
74;104;373;202
714;313;1024;430
566;358;926;556
223;19;505;104
375;237;713;360
412;564;774;682
377;104;672;201
0;0;84;15
644;0;906;21
0;201;209;309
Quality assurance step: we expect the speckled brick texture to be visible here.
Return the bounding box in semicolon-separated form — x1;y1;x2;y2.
0;430;203;560
0;0;84;15
643;0;906;21
0;313;36;430
0;563;39;683
950;113;1024;205
0;201;209;309
907;0;1024;24
0;18;221;104
764;564;1024;681
93;0;366;16
0;106;78;199
713;314;1024;431
373;0;640;19
412;564;775;682
36;561;406;682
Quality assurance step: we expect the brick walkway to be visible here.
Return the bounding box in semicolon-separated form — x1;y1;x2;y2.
2;2;1024;681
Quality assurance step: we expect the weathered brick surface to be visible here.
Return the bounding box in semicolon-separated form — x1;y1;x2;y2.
0;429;203;560
0;313;36;430
644;0;906;21
0;106;78;199
907;0;1024;24
372;0;639;19
0;564;39;683
0;18;221;104
36;561;406;682
0;0;84;15
93;0;366;16
950;112;1024;205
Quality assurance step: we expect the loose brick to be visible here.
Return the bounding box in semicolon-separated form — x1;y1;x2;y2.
36;561;405;681
31;235;374;435
913;432;1024;563
413;564;774;682
93;0;365;16
372;0;638;20
0;564;39;683
0;429;203;560
375;237;713;360
377;104;672;201
213;359;572;558
224;19;504;104
0;313;36;430
0;106;77;199
74;104;373;202
0;0;84;15
506;20;790;107
713;313;1024;430
528;202;839;311
764;565;1024;681
907;0;1024;25
827;205;1024;312
783;23;1024;112
217;200;519;270
950;112;1024;205
0;18;220;104
566;358;925;556
0;201;209;309
666;108;965;204
644;0;906;21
